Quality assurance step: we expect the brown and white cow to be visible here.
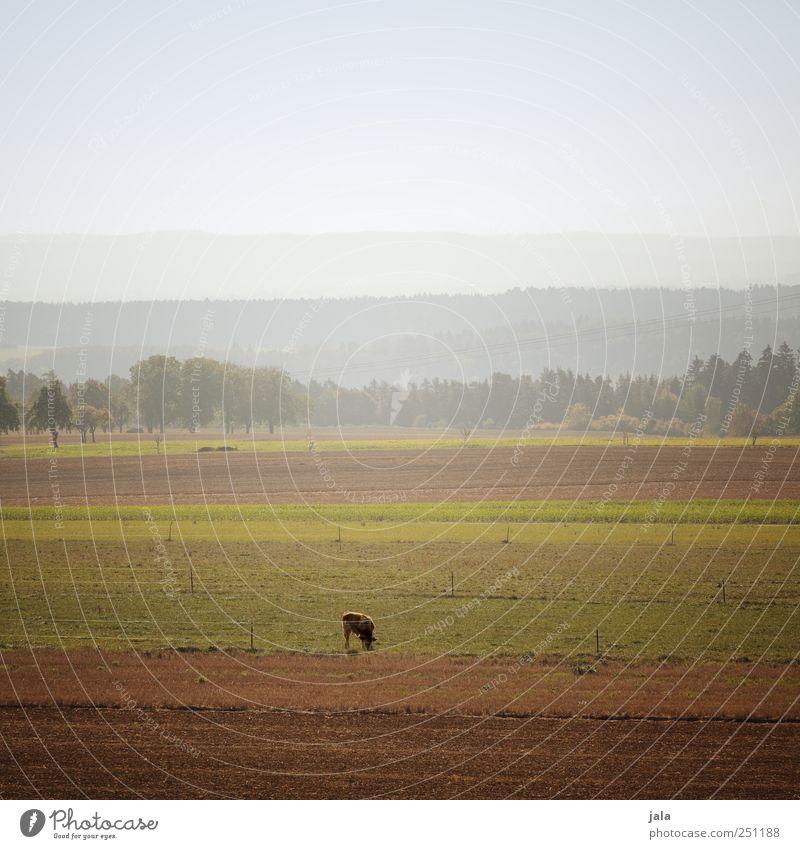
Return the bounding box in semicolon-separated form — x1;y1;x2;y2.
342;611;377;651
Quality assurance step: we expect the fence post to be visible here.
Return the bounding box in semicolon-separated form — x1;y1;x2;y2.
451;572;455;597
721;577;726;604
595;628;600;657
189;564;194;594
337;526;341;544
168;520;173;542
250;621;254;652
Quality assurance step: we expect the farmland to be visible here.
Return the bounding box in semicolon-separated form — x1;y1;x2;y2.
1;526;799;659
2;441;800;506
0;433;798;798
1;707;796;799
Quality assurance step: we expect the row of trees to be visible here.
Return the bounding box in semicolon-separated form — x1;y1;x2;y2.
304;343;800;437
0;358;298;440
1;342;799;439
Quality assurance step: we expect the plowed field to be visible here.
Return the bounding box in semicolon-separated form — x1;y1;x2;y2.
1;707;796;799
3;444;799;506
1;651;798;799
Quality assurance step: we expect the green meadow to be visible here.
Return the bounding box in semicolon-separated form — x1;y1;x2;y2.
3;499;800;526
2;433;799;460
2;513;798;661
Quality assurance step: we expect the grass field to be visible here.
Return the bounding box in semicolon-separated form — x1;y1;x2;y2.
3;498;800;525
3;433;799;459
2;518;798;660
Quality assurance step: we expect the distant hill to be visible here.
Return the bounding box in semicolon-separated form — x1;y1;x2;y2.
3;285;799;385
2;231;800;302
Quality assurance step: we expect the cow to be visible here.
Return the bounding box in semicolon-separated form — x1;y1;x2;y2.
342;611;377;651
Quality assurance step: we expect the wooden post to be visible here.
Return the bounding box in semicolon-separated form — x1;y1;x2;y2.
721;577;726;604
451;572;455;597
337;526;341;544
168;520;173;542
505;525;510;544
250;621;254;652
189;563;194;594
670;528;674;546
595;628;600;657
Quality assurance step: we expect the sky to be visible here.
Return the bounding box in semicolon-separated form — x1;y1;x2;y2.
0;0;799;237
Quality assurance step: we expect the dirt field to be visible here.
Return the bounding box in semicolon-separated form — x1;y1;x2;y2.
3;444;799;505
1;650;797;799
2;650;798;721
1;707;796;799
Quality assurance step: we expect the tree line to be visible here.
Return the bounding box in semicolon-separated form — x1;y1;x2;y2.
1;343;799;441
0;358;297;442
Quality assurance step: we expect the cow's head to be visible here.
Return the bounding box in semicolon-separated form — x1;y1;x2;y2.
360;633;377;650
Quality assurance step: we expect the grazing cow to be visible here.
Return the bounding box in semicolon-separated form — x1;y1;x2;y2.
342;611;377;651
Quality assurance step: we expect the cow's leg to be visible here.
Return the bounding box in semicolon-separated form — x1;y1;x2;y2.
343;622;351;650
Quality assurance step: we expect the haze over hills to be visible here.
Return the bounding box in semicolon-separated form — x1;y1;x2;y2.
3;285;799;386
4;231;800;385
2;232;800;303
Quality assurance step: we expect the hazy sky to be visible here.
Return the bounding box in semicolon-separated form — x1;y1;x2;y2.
1;0;798;236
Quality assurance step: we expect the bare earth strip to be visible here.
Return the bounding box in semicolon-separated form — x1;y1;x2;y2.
0;707;796;799
1;650;798;722
3;445;800;506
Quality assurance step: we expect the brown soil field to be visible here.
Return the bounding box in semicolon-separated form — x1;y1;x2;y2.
2;650;798;722
1;650;798;799
4;444;800;505
1;707;796;799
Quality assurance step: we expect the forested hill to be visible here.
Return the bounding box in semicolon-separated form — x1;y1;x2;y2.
3;286;800;385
